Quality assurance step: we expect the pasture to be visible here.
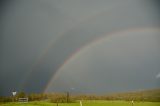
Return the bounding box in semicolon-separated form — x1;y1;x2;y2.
0;100;159;106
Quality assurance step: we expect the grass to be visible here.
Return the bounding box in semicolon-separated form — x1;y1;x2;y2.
0;100;160;106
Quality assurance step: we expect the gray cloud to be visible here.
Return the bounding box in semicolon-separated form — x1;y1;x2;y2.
0;0;160;96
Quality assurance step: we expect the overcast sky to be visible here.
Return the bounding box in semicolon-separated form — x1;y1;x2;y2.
0;0;160;96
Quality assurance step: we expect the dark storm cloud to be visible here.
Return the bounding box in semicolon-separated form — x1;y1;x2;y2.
0;0;160;96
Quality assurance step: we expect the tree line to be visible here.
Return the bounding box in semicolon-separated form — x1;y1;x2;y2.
0;88;160;103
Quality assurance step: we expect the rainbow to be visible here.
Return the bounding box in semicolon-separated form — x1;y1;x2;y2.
44;27;160;92
20;3;125;90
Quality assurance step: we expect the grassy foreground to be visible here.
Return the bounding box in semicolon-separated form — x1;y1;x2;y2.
0;100;159;106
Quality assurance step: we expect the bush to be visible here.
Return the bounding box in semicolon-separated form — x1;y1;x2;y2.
50;93;75;103
0;97;12;103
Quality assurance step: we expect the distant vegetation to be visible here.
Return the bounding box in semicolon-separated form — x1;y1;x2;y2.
0;88;160;103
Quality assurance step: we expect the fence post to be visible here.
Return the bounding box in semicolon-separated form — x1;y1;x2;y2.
80;100;82;106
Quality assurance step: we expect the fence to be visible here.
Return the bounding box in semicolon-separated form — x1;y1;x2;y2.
18;98;28;103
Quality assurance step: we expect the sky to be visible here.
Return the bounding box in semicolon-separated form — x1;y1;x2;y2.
0;0;160;96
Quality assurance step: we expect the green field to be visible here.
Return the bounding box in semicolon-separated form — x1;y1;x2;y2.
0;100;160;106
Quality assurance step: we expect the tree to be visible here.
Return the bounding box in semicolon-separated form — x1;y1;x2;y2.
16;92;26;98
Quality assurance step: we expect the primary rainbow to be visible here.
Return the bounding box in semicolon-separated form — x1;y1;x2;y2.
44;27;160;92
